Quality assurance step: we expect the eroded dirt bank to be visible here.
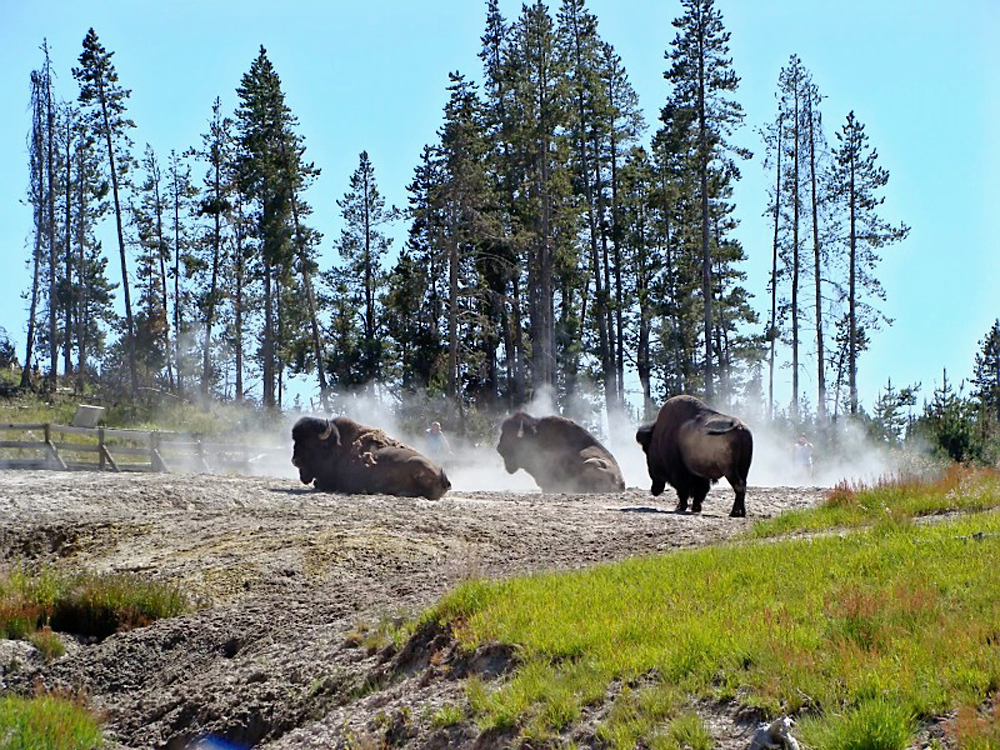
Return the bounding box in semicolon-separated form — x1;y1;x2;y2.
0;471;826;748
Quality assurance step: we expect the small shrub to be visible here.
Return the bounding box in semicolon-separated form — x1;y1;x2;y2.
653;713;713;750
29;626;65;661
430;702;465;727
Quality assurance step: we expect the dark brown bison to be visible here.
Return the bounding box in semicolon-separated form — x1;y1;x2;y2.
291;416;451;500
496;411;625;493
635;395;753;517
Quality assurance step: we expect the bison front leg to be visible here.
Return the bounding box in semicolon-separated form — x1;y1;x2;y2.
651;477;666;496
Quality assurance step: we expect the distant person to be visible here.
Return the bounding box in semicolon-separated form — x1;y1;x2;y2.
424;421;453;463
793;433;814;480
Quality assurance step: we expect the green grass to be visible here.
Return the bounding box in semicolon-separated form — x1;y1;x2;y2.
1;566;191;642
752;465;1000;538
0;694;102;750
423;474;1000;747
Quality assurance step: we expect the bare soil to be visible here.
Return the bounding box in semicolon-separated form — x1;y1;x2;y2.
0;470;826;749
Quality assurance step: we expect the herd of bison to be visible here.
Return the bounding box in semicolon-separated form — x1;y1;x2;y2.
0;394;795;748
294;394;754;517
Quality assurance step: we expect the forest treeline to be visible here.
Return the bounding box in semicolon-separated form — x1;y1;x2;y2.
8;0;999;459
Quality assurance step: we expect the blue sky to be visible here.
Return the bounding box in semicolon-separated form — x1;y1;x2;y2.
1;0;997;413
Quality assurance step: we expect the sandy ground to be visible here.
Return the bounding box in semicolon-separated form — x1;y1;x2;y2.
0;469;827;748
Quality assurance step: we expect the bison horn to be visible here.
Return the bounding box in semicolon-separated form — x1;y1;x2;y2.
318;420;334;441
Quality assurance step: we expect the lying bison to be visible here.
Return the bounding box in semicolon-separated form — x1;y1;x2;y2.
636;395;753;517
291;416;451;500
497;411;625;493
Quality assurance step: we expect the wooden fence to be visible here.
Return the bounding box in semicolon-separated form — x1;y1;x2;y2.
0;423;286;474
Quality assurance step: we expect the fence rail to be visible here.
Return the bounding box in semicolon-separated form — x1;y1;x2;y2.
0;423;285;475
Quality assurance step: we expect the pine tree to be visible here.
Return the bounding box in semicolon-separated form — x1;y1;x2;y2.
479;0;528;405
133;144;171;386
662;0;750;401
618;145;659;417
558;0;613;406
507;1;576;396
829;111;909;415
777;55;807;420
166;149;198;395
22;66;48;389
235;47;312;407
972;319;1000;422
335;151;399;387
190;97;234;396
436;72;494;426
73;28;138;396
71;105;114;392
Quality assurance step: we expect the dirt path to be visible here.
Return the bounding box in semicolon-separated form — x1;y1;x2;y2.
0;471;826;748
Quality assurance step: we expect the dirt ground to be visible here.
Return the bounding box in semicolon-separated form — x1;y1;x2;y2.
0;469;827;749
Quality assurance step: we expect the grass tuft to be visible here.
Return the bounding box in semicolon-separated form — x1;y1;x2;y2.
1;566;191;644
798;697;916;750
0;693;102;749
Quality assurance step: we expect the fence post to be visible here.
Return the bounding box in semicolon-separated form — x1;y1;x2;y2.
99;427;105;471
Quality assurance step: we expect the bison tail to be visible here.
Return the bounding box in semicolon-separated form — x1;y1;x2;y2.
737;425;753;482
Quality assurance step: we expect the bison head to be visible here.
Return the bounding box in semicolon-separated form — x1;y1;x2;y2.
496;411;538;474
635;424;654;454
291;417;341;486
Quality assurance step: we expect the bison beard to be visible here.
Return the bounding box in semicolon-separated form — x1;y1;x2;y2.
636;395;753;518
291;416;451;500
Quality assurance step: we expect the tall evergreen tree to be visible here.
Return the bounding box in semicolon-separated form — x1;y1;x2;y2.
235;47;313;407
436;72;495;426
335;151;399;388
73;28;138;396
829;111;909;415
190;97;234;396
662;0;750;401
22;66;48;389
165;149;198;395
133;144;171;386
508;1;574;395
973;319;1000;422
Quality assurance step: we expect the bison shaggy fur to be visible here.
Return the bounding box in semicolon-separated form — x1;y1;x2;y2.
496;411;625;493
636;395;753;517
291;416;451;500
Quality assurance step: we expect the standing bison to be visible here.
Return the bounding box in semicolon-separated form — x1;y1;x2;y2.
496;411;625;493
635;395;753;517
291;416;451;500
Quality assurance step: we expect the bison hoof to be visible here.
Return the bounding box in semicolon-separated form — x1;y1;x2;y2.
729;508;746;518
691;504;702;513
674;502;688;513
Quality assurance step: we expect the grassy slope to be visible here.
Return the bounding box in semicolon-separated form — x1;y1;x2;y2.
424;468;1000;748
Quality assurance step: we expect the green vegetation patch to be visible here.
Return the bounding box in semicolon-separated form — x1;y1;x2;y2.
427;507;1000;747
752;465;1000;538
0;694;102;750
1;566;191;642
